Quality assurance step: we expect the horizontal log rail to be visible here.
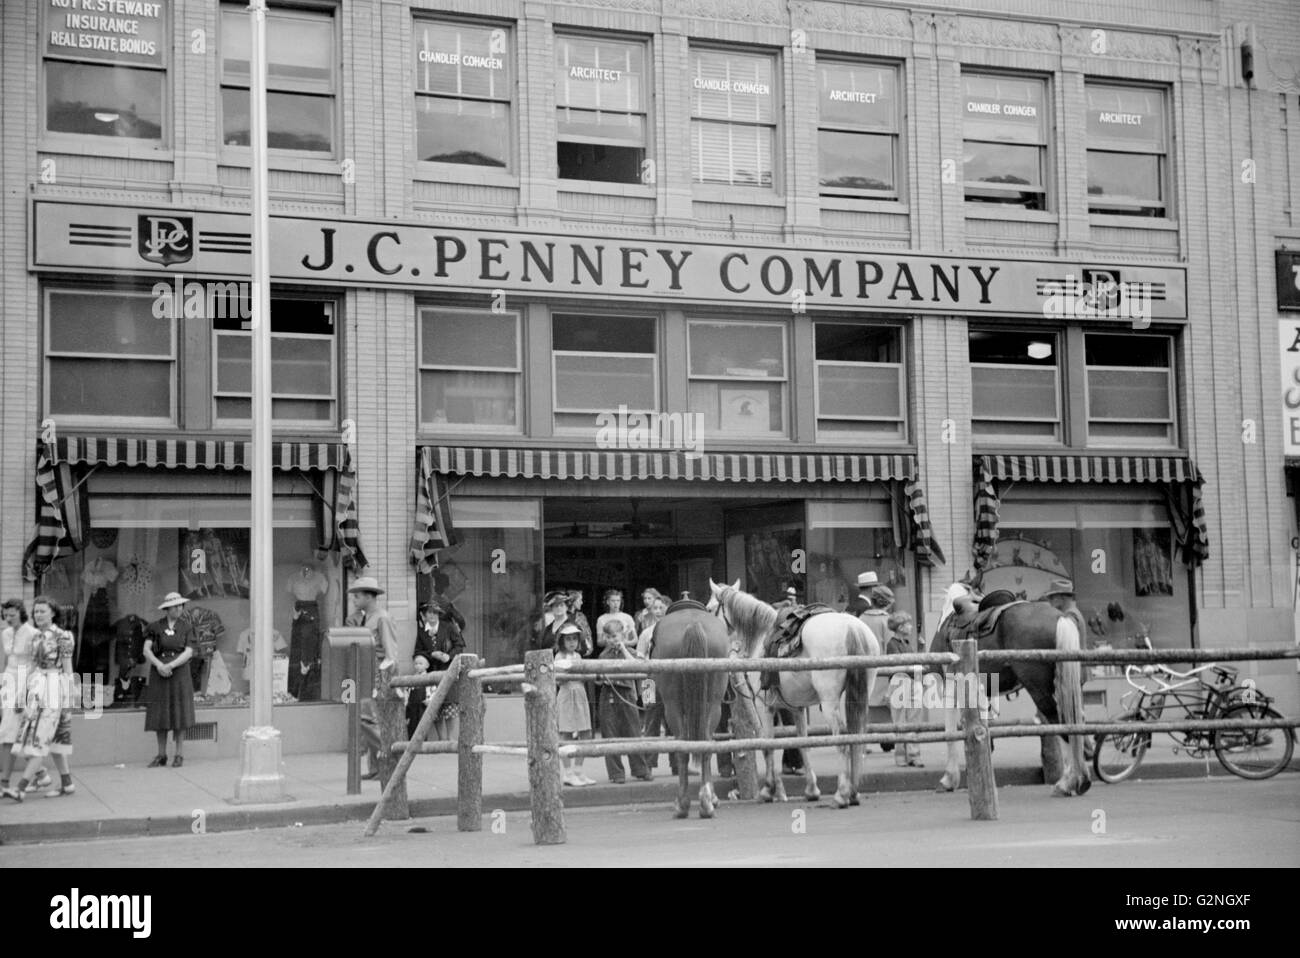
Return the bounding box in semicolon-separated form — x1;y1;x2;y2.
366;646;1297;847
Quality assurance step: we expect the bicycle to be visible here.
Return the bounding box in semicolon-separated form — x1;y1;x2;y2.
1092;660;1294;783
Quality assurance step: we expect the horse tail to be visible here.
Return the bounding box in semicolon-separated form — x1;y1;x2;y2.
1054;614;1090;790
680;622;712;743
844;619;878;735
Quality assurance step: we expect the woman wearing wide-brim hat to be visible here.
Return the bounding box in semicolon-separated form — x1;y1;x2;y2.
142;592;198;768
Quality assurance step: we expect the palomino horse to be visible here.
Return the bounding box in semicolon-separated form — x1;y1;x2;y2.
928;600;1091;796
651;598;731;819
707;580;878;809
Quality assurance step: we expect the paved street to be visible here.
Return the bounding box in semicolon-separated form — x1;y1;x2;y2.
3;776;1295;868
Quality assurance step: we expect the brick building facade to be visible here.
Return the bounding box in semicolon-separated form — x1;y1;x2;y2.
2;0;1298;754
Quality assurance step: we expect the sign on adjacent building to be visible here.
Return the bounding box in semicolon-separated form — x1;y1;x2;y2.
1278;250;1300;312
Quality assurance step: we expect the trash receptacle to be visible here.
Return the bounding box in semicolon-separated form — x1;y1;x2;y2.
322;626;373;703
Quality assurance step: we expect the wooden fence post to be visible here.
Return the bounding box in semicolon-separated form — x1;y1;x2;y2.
523;650;566;845
956;639;998;821
376;661;409;821
727;674;762;800
456;654;484;832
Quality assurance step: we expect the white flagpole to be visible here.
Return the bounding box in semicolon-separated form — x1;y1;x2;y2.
235;0;287;803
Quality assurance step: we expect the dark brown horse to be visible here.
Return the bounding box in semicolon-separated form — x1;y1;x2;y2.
928;598;1091;796
651;598;731;818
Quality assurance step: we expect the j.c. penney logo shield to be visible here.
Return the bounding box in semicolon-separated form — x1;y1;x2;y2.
137;214;193;266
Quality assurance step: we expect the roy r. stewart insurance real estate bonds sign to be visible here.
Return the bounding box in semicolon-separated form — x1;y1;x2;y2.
32;199;1187;319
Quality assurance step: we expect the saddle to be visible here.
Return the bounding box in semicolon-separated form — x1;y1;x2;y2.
946;599;1026;645
761;603;835;690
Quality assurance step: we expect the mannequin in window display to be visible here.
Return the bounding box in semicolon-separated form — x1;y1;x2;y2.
286;563;328;701
76;555;117;678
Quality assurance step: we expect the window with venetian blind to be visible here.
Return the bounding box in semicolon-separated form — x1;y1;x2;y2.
690;48;777;189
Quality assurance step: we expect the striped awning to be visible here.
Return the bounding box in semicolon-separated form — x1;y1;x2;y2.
972;454;1208;568
977;454;1202;485
424;446;919;483
50;436;349;472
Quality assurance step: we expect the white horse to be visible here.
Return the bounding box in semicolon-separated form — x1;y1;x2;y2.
707;580;879;809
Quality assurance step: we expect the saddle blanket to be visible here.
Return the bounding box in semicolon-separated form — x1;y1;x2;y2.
762;603;835;690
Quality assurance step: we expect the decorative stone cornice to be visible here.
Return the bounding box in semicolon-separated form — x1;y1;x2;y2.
788;1;911;38
954;16;1057;53
669;0;784;25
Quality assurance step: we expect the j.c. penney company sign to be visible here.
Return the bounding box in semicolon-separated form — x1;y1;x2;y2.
32;199;1187;319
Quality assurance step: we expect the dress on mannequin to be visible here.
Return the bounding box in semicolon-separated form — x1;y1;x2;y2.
78;557;117;678
287;565;328;701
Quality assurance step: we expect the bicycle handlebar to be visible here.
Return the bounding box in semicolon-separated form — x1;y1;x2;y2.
1124;661;1233;693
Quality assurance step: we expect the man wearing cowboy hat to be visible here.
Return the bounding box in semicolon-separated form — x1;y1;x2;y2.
346;576;400;780
1038;578;1087;644
845;571;879;619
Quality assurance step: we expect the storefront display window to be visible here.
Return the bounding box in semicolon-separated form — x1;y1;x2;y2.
414;18;513;167
419;498;542;668
42;0;167;140
38;494;343;710
688;320;787;438
962;73;1048;209
1086;83;1168;217
419;307;521;431
690;48;777;188
980;492;1191;658
816;60;899;198
814;323;905;441
556;34;648;184
806;500;914;624
220;4;337;154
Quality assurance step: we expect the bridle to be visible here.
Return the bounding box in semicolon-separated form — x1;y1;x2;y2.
709;586;765;708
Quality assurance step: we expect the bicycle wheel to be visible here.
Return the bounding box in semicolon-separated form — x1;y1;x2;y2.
1093;711;1150;784
1214;704;1295;780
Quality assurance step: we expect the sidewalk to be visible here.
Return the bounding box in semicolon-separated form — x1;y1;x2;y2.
0;734;1244;845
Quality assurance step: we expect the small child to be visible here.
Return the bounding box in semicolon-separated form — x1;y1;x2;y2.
555;624;594;786
885;611;924;768
405;652;432;741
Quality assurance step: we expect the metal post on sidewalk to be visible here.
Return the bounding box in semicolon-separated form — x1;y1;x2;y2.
347;643;361;795
233;0;287;804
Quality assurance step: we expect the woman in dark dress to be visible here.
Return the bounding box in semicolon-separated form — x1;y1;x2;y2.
143;592;197;767
414;601;465;741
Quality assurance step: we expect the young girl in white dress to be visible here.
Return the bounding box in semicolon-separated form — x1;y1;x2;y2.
555;624;595;787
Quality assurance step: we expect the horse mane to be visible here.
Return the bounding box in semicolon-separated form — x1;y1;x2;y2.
722;586;777;657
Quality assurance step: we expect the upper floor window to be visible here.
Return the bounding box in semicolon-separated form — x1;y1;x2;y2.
45;288;175;424
415;18;512;168
1085;334;1174;445
1086;83;1169;217
970;329;1061;443
690;48;777;189
214;298;337;427
816;60;900;199
962;73;1048;210
419;306;521;432
43;0;168;140
553;314;658;432
556;34;648;184
221;4;337;154
814;323;905;441
688;320;787;438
